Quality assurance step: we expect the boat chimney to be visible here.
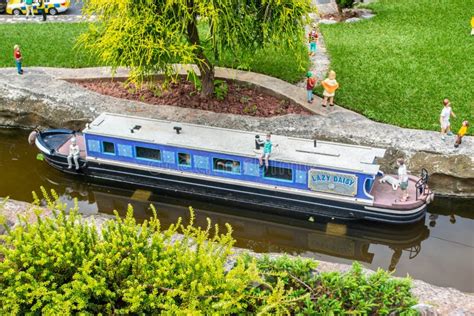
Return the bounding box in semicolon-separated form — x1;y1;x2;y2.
255;135;264;150
130;125;142;134
174;126;182;134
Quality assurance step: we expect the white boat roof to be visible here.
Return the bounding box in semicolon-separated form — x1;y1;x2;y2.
83;113;386;175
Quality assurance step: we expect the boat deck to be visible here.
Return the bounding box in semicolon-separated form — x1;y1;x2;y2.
57;134;87;159
371;175;429;210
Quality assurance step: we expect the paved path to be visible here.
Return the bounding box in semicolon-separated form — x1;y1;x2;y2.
0;15;94;23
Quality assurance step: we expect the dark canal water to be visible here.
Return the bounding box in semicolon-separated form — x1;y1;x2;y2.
1;128;473;292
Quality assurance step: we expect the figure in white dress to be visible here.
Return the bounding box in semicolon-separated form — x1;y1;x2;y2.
67;137;80;170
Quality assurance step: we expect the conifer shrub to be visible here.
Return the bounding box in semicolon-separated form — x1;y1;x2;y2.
0;188;418;314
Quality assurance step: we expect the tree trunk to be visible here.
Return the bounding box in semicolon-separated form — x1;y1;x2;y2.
186;1;214;98
197;61;215;98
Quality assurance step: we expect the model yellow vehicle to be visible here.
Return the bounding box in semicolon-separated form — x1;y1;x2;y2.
6;0;70;16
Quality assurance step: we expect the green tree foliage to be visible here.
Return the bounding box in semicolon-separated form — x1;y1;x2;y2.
0;188;418;314
79;0;313;97
336;0;355;10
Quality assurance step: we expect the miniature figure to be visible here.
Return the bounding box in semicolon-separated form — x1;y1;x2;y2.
440;98;456;140
306;71;316;104
67;137;81;170
471;16;474;35
308;24;319;56
454;120;469;148
321;70;339;108
39;0;47;21
397;158;409;202
259;133;273;169
25;0;34;18
13;45;23;75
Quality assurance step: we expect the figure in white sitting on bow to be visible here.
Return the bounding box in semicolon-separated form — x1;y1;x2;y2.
67;137;80;170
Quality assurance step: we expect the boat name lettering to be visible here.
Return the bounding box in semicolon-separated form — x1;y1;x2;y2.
308;169;358;197
312;175;354;186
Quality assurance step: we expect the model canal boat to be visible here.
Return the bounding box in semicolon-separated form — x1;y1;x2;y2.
31;113;434;224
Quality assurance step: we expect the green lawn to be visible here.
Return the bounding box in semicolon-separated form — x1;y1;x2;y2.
319;0;473;133
0;22;308;84
0;23;98;68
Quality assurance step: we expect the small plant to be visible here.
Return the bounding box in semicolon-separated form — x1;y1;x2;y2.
213;79;229;101
186;70;202;93
243;104;258;116
239;95;250;104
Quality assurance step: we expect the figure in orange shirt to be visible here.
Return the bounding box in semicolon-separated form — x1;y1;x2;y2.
321;70;339;108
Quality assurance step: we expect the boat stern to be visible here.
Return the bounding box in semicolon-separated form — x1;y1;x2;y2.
366;170;434;224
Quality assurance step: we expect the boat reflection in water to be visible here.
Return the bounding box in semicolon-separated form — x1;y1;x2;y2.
68;182;430;273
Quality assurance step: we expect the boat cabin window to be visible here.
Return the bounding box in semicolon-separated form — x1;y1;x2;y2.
178;153;191;166
102;141;115;155
136;146;161;161
264;166;293;181
213;158;241;174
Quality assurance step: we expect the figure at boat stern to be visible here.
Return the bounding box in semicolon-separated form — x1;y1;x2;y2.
259;133;273;169
397;158;409;202
67;137;80;170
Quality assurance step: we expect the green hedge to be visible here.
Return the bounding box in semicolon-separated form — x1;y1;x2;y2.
0;188;417;314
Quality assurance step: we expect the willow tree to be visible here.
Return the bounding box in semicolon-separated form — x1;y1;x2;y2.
79;0;312;98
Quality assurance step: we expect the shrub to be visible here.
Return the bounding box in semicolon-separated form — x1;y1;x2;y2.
0;189;303;314
252;255;418;315
0;188;418;314
336;0;355;10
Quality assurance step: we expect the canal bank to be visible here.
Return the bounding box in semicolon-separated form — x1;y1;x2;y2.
1;197;473;315
0;67;472;197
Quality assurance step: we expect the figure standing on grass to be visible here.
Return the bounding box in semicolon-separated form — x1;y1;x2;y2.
306;72;316;104
397;158;409;202
454;120;469;148
25;0;34;19
39;0;47;21
259;134;274;169
308;24;319;56
321;70;339;108
13;45;23;75
440;98;456;140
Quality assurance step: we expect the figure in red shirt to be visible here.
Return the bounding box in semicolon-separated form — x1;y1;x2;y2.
306;71;316;104
14;45;23;75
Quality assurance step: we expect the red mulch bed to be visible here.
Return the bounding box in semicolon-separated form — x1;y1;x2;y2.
71;78;312;117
